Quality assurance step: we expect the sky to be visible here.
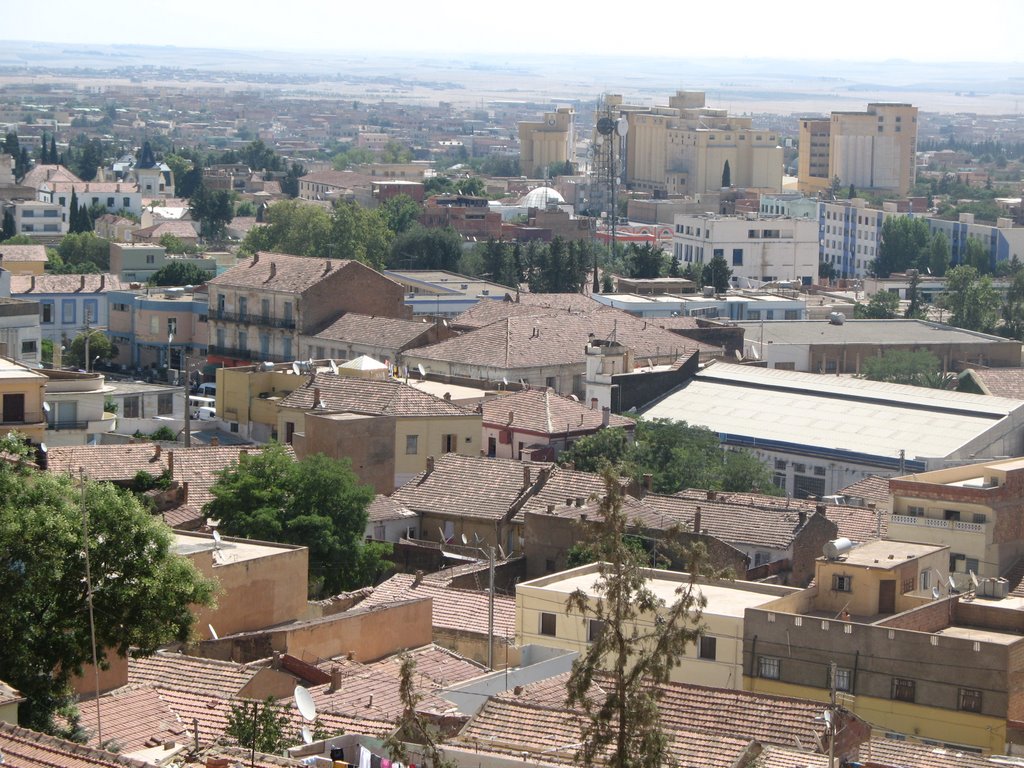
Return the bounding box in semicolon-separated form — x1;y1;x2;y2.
5;0;1024;63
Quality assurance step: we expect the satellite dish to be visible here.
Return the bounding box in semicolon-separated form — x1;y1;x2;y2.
497;544;507;560
294;685;317;721
212;529;222;550
437;526;447;543
948;575;958;592
931;586;941;599
502;377;509;386
461;533;468;545
616;117;629;137
301;725;313;745
734;349;743;361
208;624;219;641
822;709;833;727
43;401;51;414
329;359;339;375
38;442;47;453
291;361;300;375
417;364;426;378
970;571;979;588
596;117;616;136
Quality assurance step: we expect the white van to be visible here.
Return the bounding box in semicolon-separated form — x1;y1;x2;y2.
189;395;217;420
196;382;216;398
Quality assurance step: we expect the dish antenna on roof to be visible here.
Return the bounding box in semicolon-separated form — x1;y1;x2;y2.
301;725;313;745
212;529;222;551
294;685;317;721
208;624;219;641
417;364;426;379
461;533;468;545
437;526;447;543
497;544;507;560
502;377;509;386
43;401;50;414
734;349;743;361
329;359;339;375
291;361;300;375
931;586;941;600
948;575;958;593
970;571;979;589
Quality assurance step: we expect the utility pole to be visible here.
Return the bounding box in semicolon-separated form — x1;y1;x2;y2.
488;546;496;671
80;468;102;746
828;661;837;768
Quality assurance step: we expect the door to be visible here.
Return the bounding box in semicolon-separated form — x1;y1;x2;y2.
878;580;896;614
3;394;25;423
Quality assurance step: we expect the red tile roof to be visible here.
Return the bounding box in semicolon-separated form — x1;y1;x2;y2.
452;294;601;330
278;373;471;417
836;475;892;511
356;573;516;639
0;245;48;262
410;310;712;370
481;388;634;436
961;367;1024;399
73;685;189;752
11;274;124;294
308;313;436;349
366;494;416;523
0;722;139;768
857;737;993;767
208;252;357;294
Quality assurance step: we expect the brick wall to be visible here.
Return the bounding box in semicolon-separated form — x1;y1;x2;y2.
611;349;700;413
300;261;411;333
791;513;838;587
294;412;396;494
877;596;956;632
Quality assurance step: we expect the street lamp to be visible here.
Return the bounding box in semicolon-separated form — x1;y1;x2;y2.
169;332;192;447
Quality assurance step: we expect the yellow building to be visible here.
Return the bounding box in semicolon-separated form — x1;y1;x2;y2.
743;539;1019;754
0;244;48;276
516;563;796;690
0;681;23;724
0;356;48;443
519;107;574;178
798;103;918;196
216;362;308;443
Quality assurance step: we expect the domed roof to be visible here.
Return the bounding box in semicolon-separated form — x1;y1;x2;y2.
518;186;565;208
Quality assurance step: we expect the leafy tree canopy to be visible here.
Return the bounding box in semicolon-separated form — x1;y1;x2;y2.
57;232;111;271
388;225;463;272
149;260;212;286
0;440;215;732
860;349;951;388
701;252;732;293
853;290;900;319
65;331;116;370
873;216;930;277
622;243;666;280
941;264;1001;333
205;444;385;595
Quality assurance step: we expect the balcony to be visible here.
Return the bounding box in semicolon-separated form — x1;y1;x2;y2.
208;345;291;363
213;310;295;330
890;514;986;533
1;413;47;428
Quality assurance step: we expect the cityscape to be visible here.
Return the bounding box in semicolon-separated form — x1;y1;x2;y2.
1;6;1024;768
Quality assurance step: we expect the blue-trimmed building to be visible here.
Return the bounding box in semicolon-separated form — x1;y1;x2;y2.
107;286;208;372
9;273;124;345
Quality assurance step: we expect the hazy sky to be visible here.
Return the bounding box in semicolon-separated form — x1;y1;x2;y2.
7;0;1024;63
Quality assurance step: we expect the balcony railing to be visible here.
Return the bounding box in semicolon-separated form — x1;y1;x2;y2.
1;413;46;426
891;514;985;533
208;345;291;363
47;420;90;431
213;310;295;329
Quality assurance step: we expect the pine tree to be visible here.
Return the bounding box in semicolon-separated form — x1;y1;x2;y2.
49;136;58;164
721;159;731;189
68;190;82;234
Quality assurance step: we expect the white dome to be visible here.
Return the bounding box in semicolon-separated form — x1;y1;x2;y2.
518;186;565;208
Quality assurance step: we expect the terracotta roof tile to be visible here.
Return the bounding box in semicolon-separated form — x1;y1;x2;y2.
962;367;1024;399
11;274;124;294
452;294;601;330
857;736;993;767
356;573;516;639
207;252;355;294
20;164;83;188
517;465;625;523
482;388;634;436
279;373;470;417
308;313;436;349
748;746;830;768
0;722;137;768
366;494;416;523
128;650;261;696
73;685;188;752
0;245;48;262
409;310;713;370
391;453;551;521
836;475;892;510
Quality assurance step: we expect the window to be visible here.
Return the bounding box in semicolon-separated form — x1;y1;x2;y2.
545;376;556;389
146;254;156;264
20;340;37;355
713;248;724;259
237;331;247;352
406;435;419;455
61;300;76;324
238;297;248;316
441;434;456;453
907;505;924;517
833;667;852;692
157;393;174;415
814;466;826;476
107;197;115;207
892;678;915;702
920;570;931;591
167;318;177;337
774;459;787;470
698;635;717;660
587;619;605;643
959;688;982;713
793;463;806;474
732;248;743;266
833;574;852;592
539;612;556;636
150;316;160;335
123;396;140;419
758;656;780;679
282;337;292;358
261;298;271;320
966;557;980;575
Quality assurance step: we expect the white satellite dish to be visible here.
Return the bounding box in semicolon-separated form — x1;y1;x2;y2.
291;361;300;375
970;570;979;589
294;685;317;721
417;364;426;378
734;349;743;361
43;401;51;414
502;377;509;386
329;359;339;375
616;117;629;137
461;533;468;545
208;623;219;641
212;529;222;550
301;726;313;745
437;526;447;542
822;709;833;727
931;586;941;599
948;575;958;592
497;544;507;560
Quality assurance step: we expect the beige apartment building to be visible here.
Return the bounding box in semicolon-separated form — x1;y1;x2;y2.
621;90;783;196
799;103;918;196
518;107;574;178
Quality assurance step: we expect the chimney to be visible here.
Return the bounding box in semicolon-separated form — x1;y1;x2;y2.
252;253;260;265
523;466;532;489
210;436;219;446
815;503;826;516
507;410;514;425
329;666;342;693
707;489;717;501
313;387;320;408
181;481;189;503
167;450;174;477
323;260;332;274
574;497;584;507
30;275;35;292
79;274;86;292
580;513;587;522
601;407;610;428
547;503;555;514
99;274;105;290
798;509;807;525
272;651;281;669
590;398;598;411
412;570;424;587
643;474;653;494
426;456;435;473
154;444;162;460
443;392;451;401
693;507;702;536
267;262;277;281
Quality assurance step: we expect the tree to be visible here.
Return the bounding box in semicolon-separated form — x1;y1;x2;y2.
721;160;731;189
1002;270;1024;340
701;252;731;293
1;209;15;240
0;442;215;732
383;653;458;768
927;231;951;276
149;261;212;286
964;237;990;273
854;290;900;319
623;243;666;280
873;217;930;277
158;233;195;255
330;201;392;270
860;349;951;388
225;697;292;754
379;194;422;235
57;233;111;271
561;427;633;473
280;162;305;198
848;183;856;199
942;264;1000;332
66;331;116;369
388;226;462;271
189;182;234;240
205;444;383;595
565;471;708;768
241;199;333;257
904;271;926;319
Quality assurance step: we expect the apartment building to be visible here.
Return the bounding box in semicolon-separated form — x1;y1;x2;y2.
206;252;409;367
107;286;208;371
0;356;47;444
10;273;122;344
41;369;116;446
672;213;819;286
798;103;918;196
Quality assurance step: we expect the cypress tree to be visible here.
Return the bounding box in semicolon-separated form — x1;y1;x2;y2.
49;136;58;164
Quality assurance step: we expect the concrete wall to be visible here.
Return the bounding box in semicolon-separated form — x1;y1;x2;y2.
293;412;396;494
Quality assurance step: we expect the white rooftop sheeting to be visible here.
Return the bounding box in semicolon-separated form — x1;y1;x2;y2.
641;363;1024;467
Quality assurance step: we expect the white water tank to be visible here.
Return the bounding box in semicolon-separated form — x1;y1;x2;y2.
823;538;853;560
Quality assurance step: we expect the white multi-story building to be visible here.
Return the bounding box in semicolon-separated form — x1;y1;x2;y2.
672;213;818;287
